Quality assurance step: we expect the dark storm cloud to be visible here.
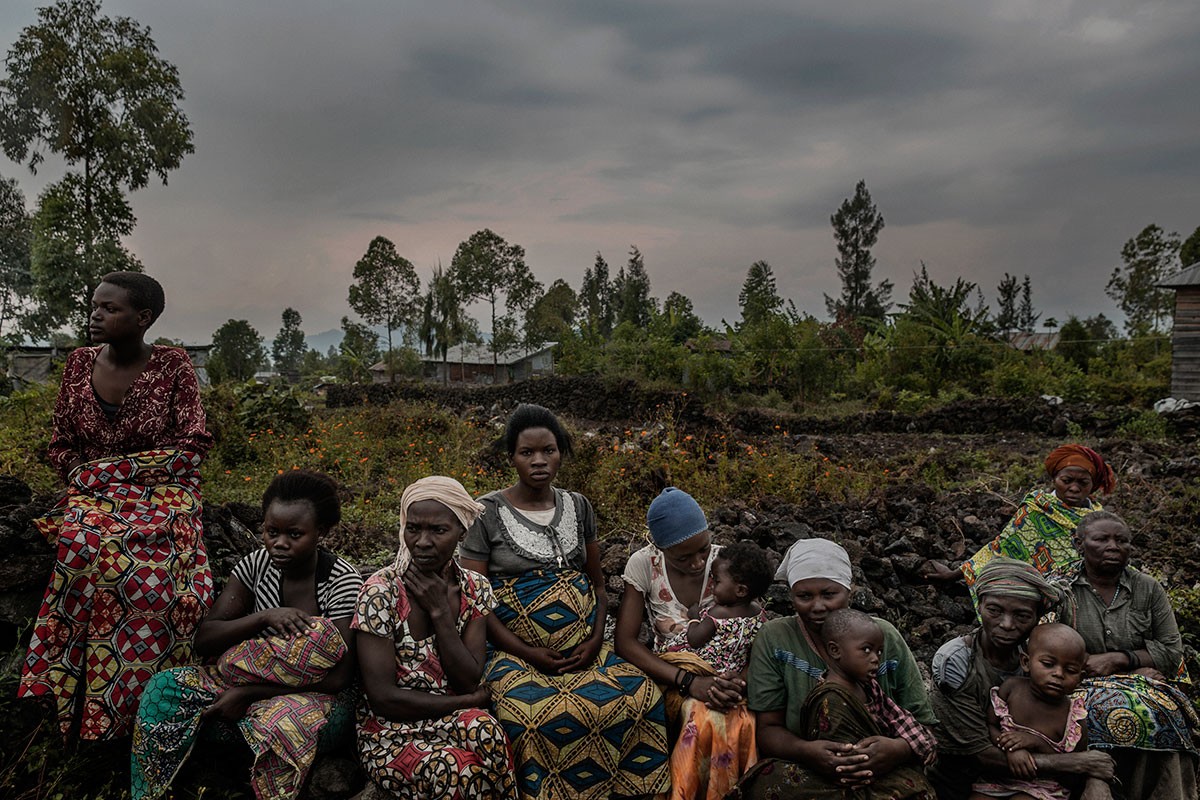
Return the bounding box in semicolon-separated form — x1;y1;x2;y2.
1;0;1197;341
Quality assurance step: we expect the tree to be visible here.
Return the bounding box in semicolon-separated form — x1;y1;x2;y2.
525;278;577;347
1105;224;1180;335
1;0;194;334
209;319;265;383
994;273;1019;334
655;291;704;344
738;260;783;328
337;315;380;384
0;176;33;341
418;263;472;385
1180;225;1200;269
899;264;989;394
824;180;892;324
613;245;655;328
347;235;421;380
580;251;615;339
271;307;306;378
1017;275;1039;333
451;229;540;368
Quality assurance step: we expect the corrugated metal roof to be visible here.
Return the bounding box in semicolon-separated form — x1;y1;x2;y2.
1161;263;1200;288
1007;331;1061;350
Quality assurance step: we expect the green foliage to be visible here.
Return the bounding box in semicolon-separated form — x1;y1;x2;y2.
613;245;655;329
1106;224;1181;335
0;381;56;493
1;0;193;336
234;382;309;433
338;315;380;383
1115;410;1169;440
270;307;305;376
994;273;1019;333
825;179;891;323
1181;225;1200;269
525;278;576;347
653;291;704;345
348;236;421;375
418;263;471;379
579;251;615;339
738;260;782;328
208;319;266;383
451;229;540;364
0;175;33;340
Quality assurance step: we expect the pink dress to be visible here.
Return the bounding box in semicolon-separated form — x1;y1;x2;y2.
972;687;1089;800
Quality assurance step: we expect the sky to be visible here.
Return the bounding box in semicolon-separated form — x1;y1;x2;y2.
2;0;1198;346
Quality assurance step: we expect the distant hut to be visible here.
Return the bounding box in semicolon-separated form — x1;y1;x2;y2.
1161;262;1200;401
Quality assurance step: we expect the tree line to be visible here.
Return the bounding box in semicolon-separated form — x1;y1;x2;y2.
1;0;1197;408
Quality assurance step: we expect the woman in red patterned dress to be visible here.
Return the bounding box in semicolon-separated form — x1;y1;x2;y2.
19;271;215;740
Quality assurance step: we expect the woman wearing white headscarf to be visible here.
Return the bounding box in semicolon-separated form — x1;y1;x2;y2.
727;538;936;799
353;476;517;799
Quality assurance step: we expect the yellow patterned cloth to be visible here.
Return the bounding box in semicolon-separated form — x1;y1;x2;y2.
486;568;671;799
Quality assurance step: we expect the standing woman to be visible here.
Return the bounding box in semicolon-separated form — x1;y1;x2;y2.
354;476;516;799
20;272;215;740
459;404;670;800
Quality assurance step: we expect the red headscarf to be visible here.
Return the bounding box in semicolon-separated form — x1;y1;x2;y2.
1043;444;1116;495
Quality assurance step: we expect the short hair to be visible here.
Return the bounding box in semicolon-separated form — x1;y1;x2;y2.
504;403;574;458
1075;510;1128;538
717;542;775;600
101;271;166;324
1028;622;1087;659
820;608;879;646
261;470;342;531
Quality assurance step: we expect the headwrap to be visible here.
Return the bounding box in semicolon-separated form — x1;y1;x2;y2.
775;538;852;589
1044;444;1116;495
395;476;485;569
972;556;1062;614
647;487;708;549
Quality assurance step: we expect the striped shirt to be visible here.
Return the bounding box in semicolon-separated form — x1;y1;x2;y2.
231;547;363;619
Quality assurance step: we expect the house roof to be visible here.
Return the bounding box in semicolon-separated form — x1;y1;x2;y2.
1160;262;1200;289
370;342;557;371
1007;331;1060;351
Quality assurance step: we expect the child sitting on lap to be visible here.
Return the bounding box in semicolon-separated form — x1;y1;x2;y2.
801;608;937;797
667;542;772;678
971;623;1092;800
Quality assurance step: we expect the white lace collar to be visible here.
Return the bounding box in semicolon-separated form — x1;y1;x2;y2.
495;488;581;567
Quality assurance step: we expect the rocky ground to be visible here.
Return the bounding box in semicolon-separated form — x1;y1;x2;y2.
2;395;1198;798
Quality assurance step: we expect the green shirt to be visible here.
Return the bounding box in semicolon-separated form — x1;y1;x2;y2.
1061;565;1184;674
746;614;936;737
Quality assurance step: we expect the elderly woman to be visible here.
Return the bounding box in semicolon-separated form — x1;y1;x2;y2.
925;444;1116;591
929;557;1116;800
727;538;935;800
354;476;516;798
614;487;760;800
459;404;669;800
1057;511;1199;800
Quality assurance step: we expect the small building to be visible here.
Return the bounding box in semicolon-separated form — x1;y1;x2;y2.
5;343;212;389
1006;331;1060;351
372;343;557;385
1161;262;1200;401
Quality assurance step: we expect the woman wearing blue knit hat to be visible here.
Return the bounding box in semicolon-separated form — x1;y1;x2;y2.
615;487;762;799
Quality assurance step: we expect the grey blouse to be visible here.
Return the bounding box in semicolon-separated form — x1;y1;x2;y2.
460;488;597;577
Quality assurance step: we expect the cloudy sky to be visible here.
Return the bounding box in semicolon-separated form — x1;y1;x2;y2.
2;0;1198;345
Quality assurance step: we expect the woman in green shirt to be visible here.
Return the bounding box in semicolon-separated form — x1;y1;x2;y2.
728;537;935;799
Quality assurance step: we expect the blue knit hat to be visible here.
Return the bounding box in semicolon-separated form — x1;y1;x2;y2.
647;487;708;549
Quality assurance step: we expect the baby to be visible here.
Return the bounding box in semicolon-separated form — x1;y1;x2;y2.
804;608;937;789
668;542;773;676
971;622;1091;800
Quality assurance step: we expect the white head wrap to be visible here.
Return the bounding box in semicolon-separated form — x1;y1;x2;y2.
775;538;853;589
395;476;485;570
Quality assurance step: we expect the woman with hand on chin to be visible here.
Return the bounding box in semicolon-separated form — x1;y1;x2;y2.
354;476;516;799
131;470;363;800
728;538;935;800
460;404;670;800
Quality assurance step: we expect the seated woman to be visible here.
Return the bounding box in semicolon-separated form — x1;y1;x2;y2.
615;488;766;800
925;444;1115;594
21;272;215;740
131;470;362;800
727;538;936;800
459;404;670;800
1057;511;1199;800
354;476;516;799
929;557;1115;800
